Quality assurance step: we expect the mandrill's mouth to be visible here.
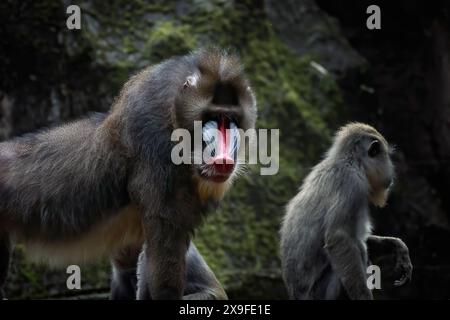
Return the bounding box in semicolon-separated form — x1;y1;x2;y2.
199;116;239;183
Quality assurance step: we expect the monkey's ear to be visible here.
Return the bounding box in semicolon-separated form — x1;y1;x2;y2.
368;140;381;157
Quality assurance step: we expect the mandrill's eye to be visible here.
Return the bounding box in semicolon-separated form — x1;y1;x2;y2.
368;140;381;158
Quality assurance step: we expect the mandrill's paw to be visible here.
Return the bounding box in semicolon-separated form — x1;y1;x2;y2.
391;238;413;287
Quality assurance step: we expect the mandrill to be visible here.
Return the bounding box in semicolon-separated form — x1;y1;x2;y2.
0;48;257;299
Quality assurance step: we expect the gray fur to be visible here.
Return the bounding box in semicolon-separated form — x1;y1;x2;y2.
280;123;411;300
136;242;227;300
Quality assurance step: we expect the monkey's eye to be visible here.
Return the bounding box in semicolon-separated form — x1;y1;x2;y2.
368;140;381;158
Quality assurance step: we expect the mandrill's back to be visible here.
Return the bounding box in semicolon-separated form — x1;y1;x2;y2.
0;113;131;242
0;48;253;267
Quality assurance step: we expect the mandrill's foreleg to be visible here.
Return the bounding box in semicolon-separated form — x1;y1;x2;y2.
137;215;190;300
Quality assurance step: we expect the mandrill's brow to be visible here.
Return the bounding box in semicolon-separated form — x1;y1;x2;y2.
212;83;239;106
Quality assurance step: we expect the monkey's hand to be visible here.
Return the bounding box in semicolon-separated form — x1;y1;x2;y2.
367;235;412;287
390;238;412;287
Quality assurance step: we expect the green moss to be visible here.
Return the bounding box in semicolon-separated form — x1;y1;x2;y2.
143;21;197;62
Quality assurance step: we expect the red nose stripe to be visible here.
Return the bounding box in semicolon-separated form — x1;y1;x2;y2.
218;117;228;157
212;118;234;174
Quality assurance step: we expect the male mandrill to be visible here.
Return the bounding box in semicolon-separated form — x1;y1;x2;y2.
0;48;257;299
281;123;412;300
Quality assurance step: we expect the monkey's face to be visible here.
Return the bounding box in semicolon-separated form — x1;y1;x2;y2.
199;117;240;182
174;58;257;183
361;135;395;207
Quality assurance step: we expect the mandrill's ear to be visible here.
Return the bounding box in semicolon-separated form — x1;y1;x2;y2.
183;74;200;88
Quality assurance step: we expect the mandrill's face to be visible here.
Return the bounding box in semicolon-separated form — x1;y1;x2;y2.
174;61;257;184
200;115;240;182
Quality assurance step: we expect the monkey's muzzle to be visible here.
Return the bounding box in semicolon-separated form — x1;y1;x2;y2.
201;117;239;182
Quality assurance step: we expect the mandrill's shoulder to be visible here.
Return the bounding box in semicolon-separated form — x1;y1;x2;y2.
0;112;119;174
7;113;107;151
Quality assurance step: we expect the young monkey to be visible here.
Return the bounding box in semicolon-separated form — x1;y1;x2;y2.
281;123;412;300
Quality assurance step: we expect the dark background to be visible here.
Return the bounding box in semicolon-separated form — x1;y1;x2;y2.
0;0;449;299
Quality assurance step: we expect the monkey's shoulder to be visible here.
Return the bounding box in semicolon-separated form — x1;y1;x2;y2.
4;113;107;154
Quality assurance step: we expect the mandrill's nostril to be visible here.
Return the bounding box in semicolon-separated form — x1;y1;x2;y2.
213;157;235;174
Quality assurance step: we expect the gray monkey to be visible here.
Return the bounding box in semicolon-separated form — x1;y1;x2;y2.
280;123;412;300
134;242;227;300
110;242;227;300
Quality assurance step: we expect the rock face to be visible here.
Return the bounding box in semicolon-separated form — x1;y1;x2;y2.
0;0;449;299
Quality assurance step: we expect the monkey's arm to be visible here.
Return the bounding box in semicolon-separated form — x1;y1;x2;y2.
183;243;228;300
325;229;373;300
366;235;412;286
130;160;191;300
140;216;190;300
